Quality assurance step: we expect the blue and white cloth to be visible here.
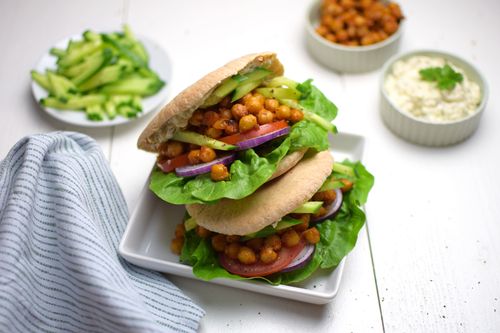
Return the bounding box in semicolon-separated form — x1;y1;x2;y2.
0;132;205;333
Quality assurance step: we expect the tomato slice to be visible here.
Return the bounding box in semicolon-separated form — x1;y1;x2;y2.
219;239;306;277
219;120;289;145
157;153;190;173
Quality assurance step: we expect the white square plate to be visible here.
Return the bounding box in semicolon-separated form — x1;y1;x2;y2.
119;132;365;304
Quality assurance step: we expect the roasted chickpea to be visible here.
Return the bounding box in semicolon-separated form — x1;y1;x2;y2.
257;109;274;125
205;127;223;139
237;246;257;265
246;238;264;252
260;247;278;264
225;242;240;259
211;234;226;252
383;19;398;34
159;141;184;159
294;214;311;232
202;111;219;127
316;25;329;36
231;103;248;119
340;178;353;192
336;29;349;42
275;105;291;120
290;109;304;123
326;33;338;43
313;206;328;218
188;149;201;165
264;234;282;251
264;98;280;112
219;108;233;120
174;223;185;238
313;189;336;205
281;229;300;248
189;110;203;126
245;97;263;114
303;227;321;245
195;225;211;238
253;93;265;105
225;235;241;243
211;163;229;181
199;146;216;163
239;114;258;133
170;237;184;255
213;119;228;131
241;93;253;105
224;120;239;135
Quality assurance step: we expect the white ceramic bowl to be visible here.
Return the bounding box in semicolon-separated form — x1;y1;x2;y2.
380;50;488;146
305;0;404;73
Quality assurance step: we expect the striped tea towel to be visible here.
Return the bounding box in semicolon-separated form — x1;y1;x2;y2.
0;132;205;333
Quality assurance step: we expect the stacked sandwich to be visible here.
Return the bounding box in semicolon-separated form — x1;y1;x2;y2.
137;52;373;284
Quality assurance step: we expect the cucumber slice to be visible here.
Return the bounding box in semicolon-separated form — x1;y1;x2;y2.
184;217;197;232
86;104;105;121
49;48;66;58
102;33;147;68
231;80;262;102
41;94;106;110
58;39;103;68
333;162;355;177
291;201;324;214
201;77;240;107
265;76;299;89
31;71;51;91
242;217;303;240
99;76;164;96
172;130;236;151
83;30;101;42
78;63;126;91
280;99;337;133
255;87;301;100
243;67;272;82
71;48;113;85
319;177;345;191
104;101;117;119
47;72;78;101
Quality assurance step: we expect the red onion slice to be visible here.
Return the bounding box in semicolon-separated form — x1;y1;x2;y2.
311;188;343;223
281;243;315;273
175;154;236;177
237;126;290;150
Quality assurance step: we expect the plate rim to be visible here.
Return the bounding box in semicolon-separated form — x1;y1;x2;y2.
31;32;172;128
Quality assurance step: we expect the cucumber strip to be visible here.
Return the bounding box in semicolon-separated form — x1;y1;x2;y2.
319;177;345;191
49;48;66;58
58;39;103;68
117;104;140;118
41;94;107;110
31;71;51;91
201;77;240;107
291;201;324;214
78;63;126;91
255;87;301;100
102;33;147;68
242;217;303;241
86;104;105;121
333;162;355;177
47;72;78;101
231;80;262;102
280;99;337;133
83;30;101;42
172;130;236;151
104;101;117;119
99;76;164;96
71;48;114;85
242;67;272;82
265;76;299;89
184;217;197;232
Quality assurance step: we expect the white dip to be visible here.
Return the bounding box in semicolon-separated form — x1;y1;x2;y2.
384;55;481;122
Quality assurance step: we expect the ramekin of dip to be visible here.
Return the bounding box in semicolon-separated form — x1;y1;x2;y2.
380;50;488;146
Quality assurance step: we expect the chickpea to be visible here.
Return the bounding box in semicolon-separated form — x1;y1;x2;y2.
257;109;274;125
205;127;223;139
313;206;328;218
241;93;253;105
188;149;201;165
211;163;229;181
202;111;219;127
361;34;375;46
219;108;233;120
388;3;403;19
211;234;226;252
383;19;398;34
336;29;349;42
158;141;184;159
275;105;291;120
237;246;257;265
225;242;240;259
303;227;321;245
231;103;248;119
170;237;184;255
294;214;311;232
213;119;228;131
239;114;258;133
347;25;357;38
340;178;353;192
245;97;263;114
264;98;280;112
253;93;265;105
199;146;216;163
260;247;278;264
264;234;282;251
316;25;329;36
281;229;300;248
224;119;239;135
290;109;304;123
329;19;344;32
174;223;185;238
195;225;211;238
326;33;338;43
246;238;264;252
225;235;241;243
189;110;203;126
354;15;367;27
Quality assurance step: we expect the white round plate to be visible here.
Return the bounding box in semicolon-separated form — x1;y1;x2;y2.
31;34;172;127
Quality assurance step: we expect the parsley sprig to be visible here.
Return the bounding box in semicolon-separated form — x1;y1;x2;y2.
419;64;463;90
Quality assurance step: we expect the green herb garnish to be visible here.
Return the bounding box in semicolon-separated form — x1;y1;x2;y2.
419;64;463;90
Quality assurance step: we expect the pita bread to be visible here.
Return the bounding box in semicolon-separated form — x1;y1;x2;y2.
268;148;307;181
186;150;334;236
137;52;284;152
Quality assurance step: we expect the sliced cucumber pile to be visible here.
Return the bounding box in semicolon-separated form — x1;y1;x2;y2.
32;24;165;121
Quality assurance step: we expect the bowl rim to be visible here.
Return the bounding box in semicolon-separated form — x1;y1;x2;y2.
380;49;489;126
306;0;405;52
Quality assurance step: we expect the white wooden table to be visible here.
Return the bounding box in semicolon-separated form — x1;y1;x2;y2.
1;0;499;331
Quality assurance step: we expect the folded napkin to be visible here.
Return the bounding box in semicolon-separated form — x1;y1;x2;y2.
0;132;204;333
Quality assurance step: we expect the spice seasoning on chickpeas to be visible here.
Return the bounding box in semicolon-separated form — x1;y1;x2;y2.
316;0;404;47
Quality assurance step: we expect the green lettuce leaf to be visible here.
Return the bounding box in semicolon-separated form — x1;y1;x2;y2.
149;79;338;205
179;159;374;285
